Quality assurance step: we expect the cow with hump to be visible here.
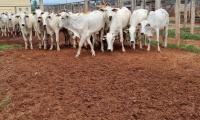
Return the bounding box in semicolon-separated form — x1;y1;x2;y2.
141;8;169;52
59;10;105;58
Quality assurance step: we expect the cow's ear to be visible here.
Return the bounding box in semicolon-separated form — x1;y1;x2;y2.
15;15;19;18
146;23;150;27
138;23;141;26
56;14;61;17
99;9;104;12
124;29;129;34
112;8;118;12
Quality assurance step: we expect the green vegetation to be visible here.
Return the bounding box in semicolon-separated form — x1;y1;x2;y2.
181;27;200;31
0;96;11;109
168;29;200;41
169;20;175;24
0;44;21;51
150;40;200;53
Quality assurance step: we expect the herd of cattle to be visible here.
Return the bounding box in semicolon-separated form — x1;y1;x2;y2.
0;3;169;57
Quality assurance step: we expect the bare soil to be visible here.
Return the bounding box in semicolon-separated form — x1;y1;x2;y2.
0;34;200;120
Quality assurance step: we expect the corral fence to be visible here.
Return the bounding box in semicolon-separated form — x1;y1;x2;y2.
43;0;200;19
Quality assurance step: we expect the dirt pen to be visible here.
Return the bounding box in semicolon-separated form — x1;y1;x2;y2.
0;0;200;119
0;26;200;119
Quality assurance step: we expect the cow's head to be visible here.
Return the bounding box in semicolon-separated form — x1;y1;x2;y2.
106;33;115;51
7;13;13;21
128;22;141;43
140;20;148;35
17;13;28;27
41;12;49;28
140;20;153;37
59;12;70;29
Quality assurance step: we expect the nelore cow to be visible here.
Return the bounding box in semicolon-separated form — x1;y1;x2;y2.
16;13;35;49
0;13;8;36
42;12;63;51
129;9;148;49
59;10;105;57
105;7;131;52
141;8;169;52
33;9;47;49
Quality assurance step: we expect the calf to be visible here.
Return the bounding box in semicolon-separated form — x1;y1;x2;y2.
141;9;169;52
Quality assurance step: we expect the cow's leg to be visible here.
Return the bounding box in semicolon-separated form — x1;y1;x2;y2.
55;30;60;51
144;35;147;46
43;32;47;50
75;37;86;58
139;35;143;49
29;31;33;49
100;28;104;52
156;29;160;52
91;34;95;48
4;27;7;36
50;35;54;50
147;37;151;51
120;29;125;52
87;37;95;57
73;36;77;49
35;32;42;49
164;25;168;48
162;27;165;47
22;33;28;49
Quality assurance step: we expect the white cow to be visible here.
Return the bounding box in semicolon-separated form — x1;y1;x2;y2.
141;8;169;52
59;10;105;57
106;7;131;52
0;13;2;34
33;9;47;49
7;13;15;37
0;13;8;36
16;13;35;49
129;9;148;49
98;3;113;32
10;14;21;36
41;12;61;51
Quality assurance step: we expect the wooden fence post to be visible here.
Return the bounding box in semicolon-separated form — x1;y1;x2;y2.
183;0;188;28
141;0;146;9
118;0;124;8
190;0;195;34
84;0;88;10
131;0;136;12
155;0;161;10
175;0;181;46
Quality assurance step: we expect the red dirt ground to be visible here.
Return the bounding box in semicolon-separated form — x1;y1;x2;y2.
0;34;200;120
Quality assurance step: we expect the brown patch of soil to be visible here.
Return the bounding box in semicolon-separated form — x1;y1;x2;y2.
0;34;200;120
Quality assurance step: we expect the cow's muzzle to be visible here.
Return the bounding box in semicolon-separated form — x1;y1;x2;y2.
109;16;112;21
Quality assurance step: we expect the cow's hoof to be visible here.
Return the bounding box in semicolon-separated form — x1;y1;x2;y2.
75;54;79;58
